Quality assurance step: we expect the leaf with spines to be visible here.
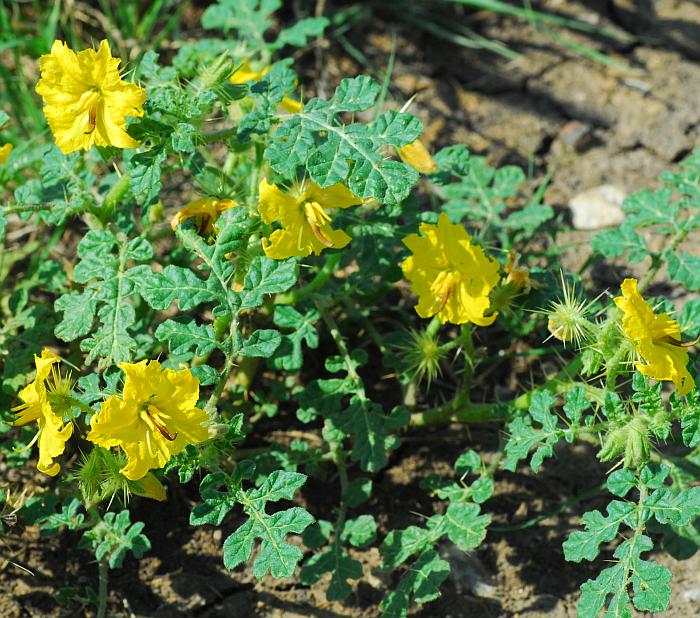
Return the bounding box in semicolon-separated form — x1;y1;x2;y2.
591;223;649;263
222;471;314;578
155;319;219;358
563;500;636;563
265;76;420;205
55;230;153;369
577;535;671;617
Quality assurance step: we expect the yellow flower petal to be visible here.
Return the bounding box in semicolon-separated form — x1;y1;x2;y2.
258;178;301;226
614;278;694;395
230;60;269;84
279;96;303;114
401;213;500;326
131;472;167;501
12;349;72;476
36;403;73;476
398;140;437;174
305;182;364;210
0;143;12;164
36;39;146;154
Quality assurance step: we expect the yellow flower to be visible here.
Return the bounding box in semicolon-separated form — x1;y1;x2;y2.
258;178;363;259
0;143;12;164
398;140;437;175
170;197;237;235
614;278;695;396
86;360;209;480
35;40;146;154
12;349;73;476
401;213;500;326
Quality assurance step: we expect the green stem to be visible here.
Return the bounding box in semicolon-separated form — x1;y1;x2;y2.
638;224;690;295
410;355;585;427
277;252;342;305
97;559;108;618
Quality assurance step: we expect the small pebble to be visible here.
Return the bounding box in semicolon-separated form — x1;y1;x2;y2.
568;184;626;230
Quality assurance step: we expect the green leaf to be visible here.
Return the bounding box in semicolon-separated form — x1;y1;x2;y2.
300;546;363;601
622;187;677;228
343;477;372;508
237;257;297;310
55;230;152;368
190;472;237;526
578;535;671;617
591;224;649;263
342;515;377;548
563;386;590;426
271;306;319;371
155;319;219;357
333;399;396;472
265;76;419;205
442;157;524;223
54;291;97;341
125;146;167;206
606;469;637;498
139;265;216;311
202;0;279;44
272;17;329;50
328;75;381;112
80;510;150;569
504;390;562;472
381;515;446;570
679;298;700;338
666;252;700;291
380;550;450;618
238;329;282;357
444;503;490;550
222;471;314;578
646;486;700;526
563;501;636;563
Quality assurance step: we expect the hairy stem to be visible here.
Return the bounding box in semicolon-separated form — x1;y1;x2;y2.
97;559;108;618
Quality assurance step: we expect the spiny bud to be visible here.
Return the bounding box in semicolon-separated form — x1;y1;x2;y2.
544;275;597;348
396;328;445;388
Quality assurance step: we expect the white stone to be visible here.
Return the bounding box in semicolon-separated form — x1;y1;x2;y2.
568;184;626;230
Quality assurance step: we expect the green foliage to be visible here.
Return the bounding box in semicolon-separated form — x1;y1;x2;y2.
55;230;153;369
80;510;151;569
191;466;314;578
3;5;700;615
266;76;421;205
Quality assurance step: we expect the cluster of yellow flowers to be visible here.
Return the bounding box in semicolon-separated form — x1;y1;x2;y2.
8;39;696;481
13;356;209;481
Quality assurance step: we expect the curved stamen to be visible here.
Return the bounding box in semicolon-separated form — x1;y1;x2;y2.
146;405;177;441
661;334;700;348
304;202;333;247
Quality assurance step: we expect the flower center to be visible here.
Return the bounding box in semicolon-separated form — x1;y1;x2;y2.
434;270;457;312
303;201;333;247
139;404;177;442
76;89;101;135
